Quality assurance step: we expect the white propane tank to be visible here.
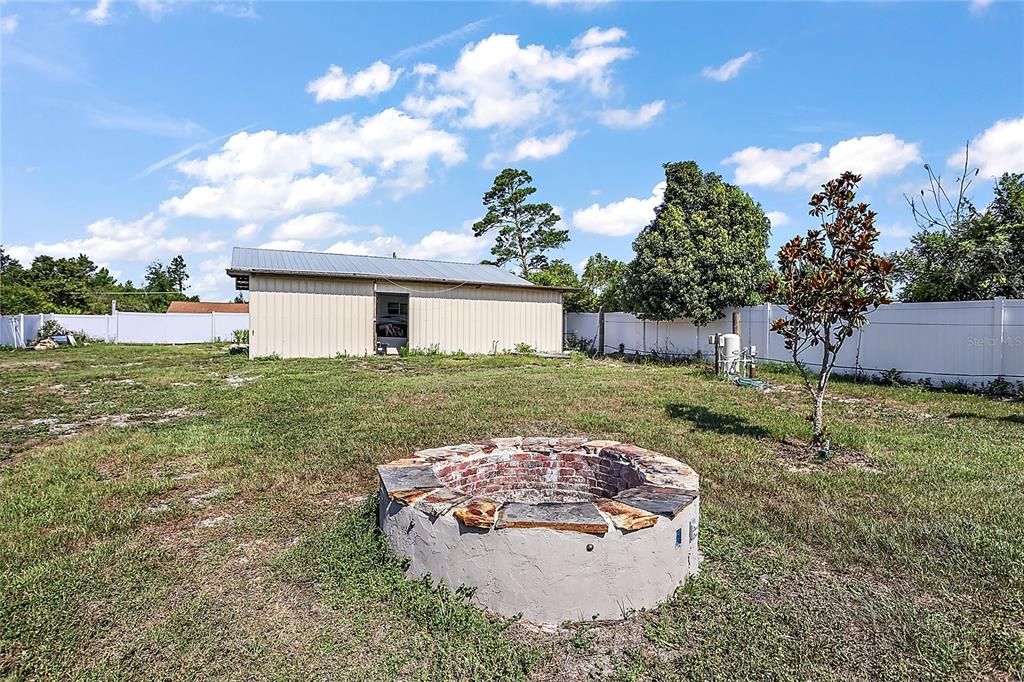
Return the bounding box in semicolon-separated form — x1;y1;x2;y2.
721;333;741;375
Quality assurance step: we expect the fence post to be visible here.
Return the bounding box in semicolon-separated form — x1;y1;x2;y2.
18;314;25;347
993;297;1006;379
597;309;605;356
211;311;217;342
764;303;771;362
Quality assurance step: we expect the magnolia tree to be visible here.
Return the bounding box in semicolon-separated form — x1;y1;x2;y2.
769;172;894;452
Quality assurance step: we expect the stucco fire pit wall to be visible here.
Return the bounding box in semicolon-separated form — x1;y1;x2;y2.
377;437;701;624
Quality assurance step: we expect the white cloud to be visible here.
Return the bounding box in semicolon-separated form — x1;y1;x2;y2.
233;223;262;240
272;212;358;240
948;117;1024;179
401;93;466;118
597;100;664;129
137;0;175;19
878;223;915;240
87;104;203;138
530;0;614;8
509;130;576;161
189;257;234;299
765;211;789;228
573;181;665;236
411;30;633;129
1;14;18;34
701;51;755;82
161;108;465;221
133;125;254;180
258;239;305;251
211;2;259;19
969;0;993;13
5;213;223;266
81;0;113;24
389;18;492;62
571;27;626;49
162;168;376;222
723;143;822;187
723;134;920;189
326;228;484;262
306;61;403;102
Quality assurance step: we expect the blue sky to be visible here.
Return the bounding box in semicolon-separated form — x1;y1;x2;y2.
2;0;1022;300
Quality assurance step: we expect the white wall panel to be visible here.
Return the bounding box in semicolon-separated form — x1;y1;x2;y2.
407;282;562;354
249;275;374;357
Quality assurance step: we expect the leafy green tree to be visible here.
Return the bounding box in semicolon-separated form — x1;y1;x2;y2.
473;168;568;277
167;254;190;293
624;161;772;325
528;260;592;313
141;258;197;311
581;253;627;313
769;172;893;452
0;247;24;280
895;171;1024;301
1;282;49;314
0;249;198;314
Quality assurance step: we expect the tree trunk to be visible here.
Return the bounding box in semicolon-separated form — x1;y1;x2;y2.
811;390;826;446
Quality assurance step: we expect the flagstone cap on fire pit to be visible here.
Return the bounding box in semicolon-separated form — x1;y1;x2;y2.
377;437;699;535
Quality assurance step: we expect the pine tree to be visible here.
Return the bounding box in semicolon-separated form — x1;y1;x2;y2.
473;169;568;277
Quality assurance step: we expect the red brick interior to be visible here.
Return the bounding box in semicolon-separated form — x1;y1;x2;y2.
434;450;643;503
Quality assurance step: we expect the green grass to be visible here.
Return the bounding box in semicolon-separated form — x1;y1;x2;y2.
1;343;1021;681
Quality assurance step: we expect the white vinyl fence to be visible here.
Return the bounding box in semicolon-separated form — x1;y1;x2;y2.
565;298;1024;387
1;312;249;348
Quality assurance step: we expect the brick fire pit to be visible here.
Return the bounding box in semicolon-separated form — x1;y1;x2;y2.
377;437;702;624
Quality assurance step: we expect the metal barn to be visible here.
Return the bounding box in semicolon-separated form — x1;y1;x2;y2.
226;247;566;358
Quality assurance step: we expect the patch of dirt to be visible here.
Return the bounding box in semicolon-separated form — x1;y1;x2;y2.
319;491;369;509
197;515;231;529
0;359;63;370
776;436;881;474
189;487;226;506
224;374;259;388
2;408;205;456
527;613;653;681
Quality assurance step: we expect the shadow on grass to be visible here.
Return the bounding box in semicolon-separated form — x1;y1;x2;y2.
947;412;1024;425
665;404;772;439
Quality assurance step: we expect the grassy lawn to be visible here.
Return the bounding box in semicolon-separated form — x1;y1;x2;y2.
1;343;1021;681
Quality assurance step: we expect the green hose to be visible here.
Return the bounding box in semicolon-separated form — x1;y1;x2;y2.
734;376;768;389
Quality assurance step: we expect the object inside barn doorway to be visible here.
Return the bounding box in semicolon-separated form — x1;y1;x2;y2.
376;293;408;355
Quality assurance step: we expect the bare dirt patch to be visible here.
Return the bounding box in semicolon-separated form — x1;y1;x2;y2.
776;436;880;474
0;359;64;370
224;374;259;388
528;614;652;681
3;408;205;456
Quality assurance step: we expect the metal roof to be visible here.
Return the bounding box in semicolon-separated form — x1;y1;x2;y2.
227;247;548;289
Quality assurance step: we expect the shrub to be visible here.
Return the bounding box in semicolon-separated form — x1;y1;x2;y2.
36;320;68;339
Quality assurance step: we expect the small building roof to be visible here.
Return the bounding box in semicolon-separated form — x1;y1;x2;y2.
167;301;249;314
227;247;561;290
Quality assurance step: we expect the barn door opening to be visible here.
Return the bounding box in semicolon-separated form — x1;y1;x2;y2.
375;292;409;354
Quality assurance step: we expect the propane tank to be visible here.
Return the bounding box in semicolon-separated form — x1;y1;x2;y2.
720;333;740;375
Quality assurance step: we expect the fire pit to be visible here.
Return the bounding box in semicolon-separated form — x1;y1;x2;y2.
377;437;702;624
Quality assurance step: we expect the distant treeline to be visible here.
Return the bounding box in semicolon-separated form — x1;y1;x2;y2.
0;250;200;314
